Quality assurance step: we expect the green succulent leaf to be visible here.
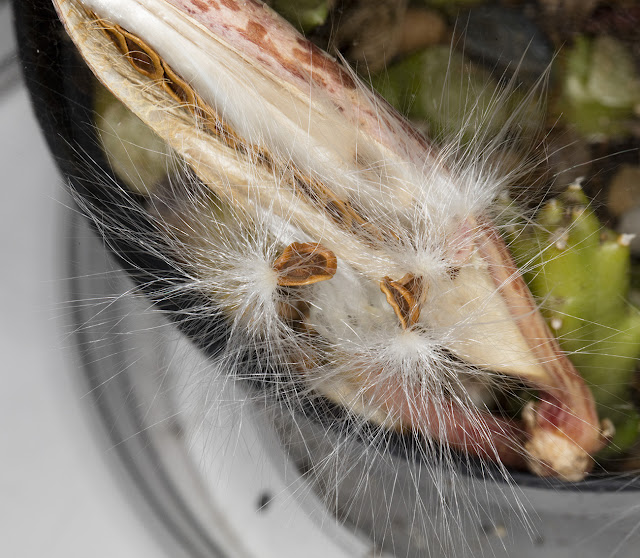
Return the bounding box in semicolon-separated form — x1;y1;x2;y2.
374;46;541;143
556;36;640;141
271;0;331;32
509;185;640;455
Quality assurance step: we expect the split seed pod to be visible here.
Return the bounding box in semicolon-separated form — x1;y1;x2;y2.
51;0;609;481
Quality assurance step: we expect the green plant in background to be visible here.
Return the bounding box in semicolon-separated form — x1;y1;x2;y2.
556;35;640;141
95;86;170;196
508;185;640;456
271;0;332;32
374;46;501;140
373;45;542;143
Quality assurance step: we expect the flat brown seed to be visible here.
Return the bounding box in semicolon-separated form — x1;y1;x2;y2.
380;276;421;329
161;61;196;105
273;242;337;286
343;202;386;243
95;18;127;54
291;172;353;230
121;30;164;80
324;198;353;228
399;273;427;305
194;95;245;150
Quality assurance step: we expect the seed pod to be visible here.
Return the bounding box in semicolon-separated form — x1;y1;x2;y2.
51;0;608;481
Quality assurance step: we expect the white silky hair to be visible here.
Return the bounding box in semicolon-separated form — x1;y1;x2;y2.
70;78;540;558
49;0;640;556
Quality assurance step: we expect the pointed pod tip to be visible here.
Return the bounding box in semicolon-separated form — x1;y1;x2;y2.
525;429;593;482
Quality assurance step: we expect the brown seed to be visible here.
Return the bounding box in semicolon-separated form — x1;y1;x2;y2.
346;203;386;243
399;273;427;304
293;171;333;204
95;18;128;55
324;198;353;228
97;17;246;154
161;61;196;106
291;172;386;243
380;275;423;329
193;94;245;150
92;14;255;160
273;242;337;286
120;29;164;80
276;298;311;331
